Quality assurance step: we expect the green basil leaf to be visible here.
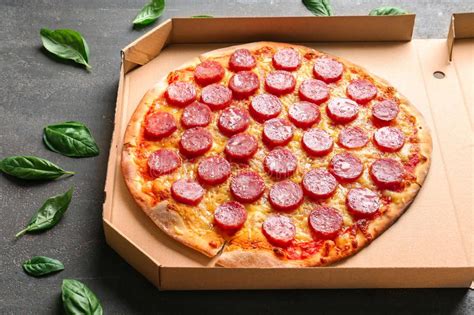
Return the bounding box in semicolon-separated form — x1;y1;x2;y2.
133;0;165;27
192;15;213;18
369;6;407;16
62;279;103;315
16;187;73;238
0;156;74;180
40;28;91;70
302;0;332;16
43;121;99;158
22;256;64;277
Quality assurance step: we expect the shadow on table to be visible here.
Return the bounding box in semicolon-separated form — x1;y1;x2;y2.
82;245;471;315
38;47;90;71
0;172;68;188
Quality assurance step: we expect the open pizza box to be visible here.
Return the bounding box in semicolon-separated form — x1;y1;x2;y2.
103;13;473;290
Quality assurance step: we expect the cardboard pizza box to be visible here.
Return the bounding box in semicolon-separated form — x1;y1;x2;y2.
103;14;474;290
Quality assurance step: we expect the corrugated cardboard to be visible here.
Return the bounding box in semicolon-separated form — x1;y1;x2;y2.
103;15;474;290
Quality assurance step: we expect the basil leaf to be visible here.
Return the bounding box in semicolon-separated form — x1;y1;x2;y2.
16;187;73;238
369;6;407;16
0;156;74;180
44;121;99;158
22;256;64;277
40;28;91;70
62;279;103;315
133;0;165;27
302;0;332;16
192;15;213;18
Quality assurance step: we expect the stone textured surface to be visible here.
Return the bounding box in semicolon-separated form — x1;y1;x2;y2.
0;0;473;314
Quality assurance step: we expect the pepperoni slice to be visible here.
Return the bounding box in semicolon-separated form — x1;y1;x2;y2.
179;127;212;158
262;215;296;247
197;156;231;185
180;101;212;129
228;71;259;99
302;128;334;157
147;149;181;178
269;180;303;212
229;49;256;72
249;94;282;122
329;152;363;182
214;201;247;231
263;118;294;147
225;133;258;161
313;57;344;83
346;188;380;218
171;179;204;205
288;101;321;129
144;112;177;139
194;60;225;86
298;79;330;105
372;99;399;124
308;206;343;239
166;81;196;107
374;127;405;152
326;97;359;124
264;148;297;179
346;79;377;104
272;48;301;71
370;158;405;190
201;83;233;110
218;107;250;136
230;171;265;203
265;71;296;96
338;126;369;149
302;169;338;200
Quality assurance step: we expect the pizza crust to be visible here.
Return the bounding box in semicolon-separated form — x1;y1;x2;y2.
122;41;433;267
218;226;369;267
200;41;296;60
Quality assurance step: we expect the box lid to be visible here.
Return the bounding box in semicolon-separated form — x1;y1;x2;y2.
121;15;415;73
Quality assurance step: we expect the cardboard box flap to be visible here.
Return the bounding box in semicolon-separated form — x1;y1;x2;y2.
449;13;474;134
416;40;473;267
121;15;415;74
122;19;173;73
447;12;474;61
170;15;415;43
453;12;474;38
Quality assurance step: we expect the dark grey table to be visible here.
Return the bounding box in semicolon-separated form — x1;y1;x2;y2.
1;1;473;314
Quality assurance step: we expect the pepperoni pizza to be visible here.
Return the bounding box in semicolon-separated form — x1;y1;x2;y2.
122;42;432;267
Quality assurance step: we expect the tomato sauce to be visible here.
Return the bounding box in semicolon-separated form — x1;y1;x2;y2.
285;240;323;260
405;152;421;174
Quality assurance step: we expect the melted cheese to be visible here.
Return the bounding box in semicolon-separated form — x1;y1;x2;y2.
130;45;423;251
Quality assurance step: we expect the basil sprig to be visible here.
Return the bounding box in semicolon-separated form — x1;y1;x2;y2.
44;121;99;158
22;256;64;277
40;28;91;70
133;0;165;27
16;188;73;238
0;156;74;180
369;6;407;16
302;0;332;16
62;279;103;315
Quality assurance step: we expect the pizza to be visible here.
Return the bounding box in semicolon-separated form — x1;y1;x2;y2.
121;42;432;267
